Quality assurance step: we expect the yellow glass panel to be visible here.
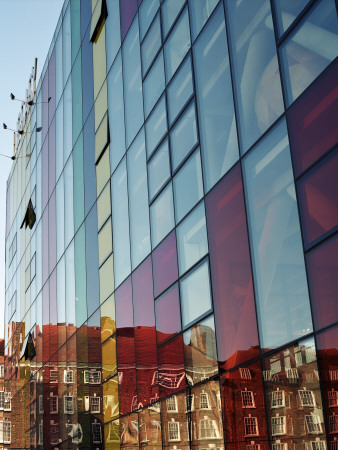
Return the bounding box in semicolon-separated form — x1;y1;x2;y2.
94;81;108;131
99;253;114;304
96;145;110;195
104;420;120;449
90;0;104;42
93;24;107;99
101;293;116;342
95;113;109;163
98;219;112;265
102;336;117;381
103;376;119;422
97;183;111;230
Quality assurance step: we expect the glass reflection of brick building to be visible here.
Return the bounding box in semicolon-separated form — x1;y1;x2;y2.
3;0;338;449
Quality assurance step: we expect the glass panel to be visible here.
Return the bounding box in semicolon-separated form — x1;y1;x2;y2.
139;0;160;41
164;6;191;82
75;224;87;327
98;218;113;266
206;164;259;370
150;182;174;248
107;51;126;173
180;259;212;328
141;13;161;76
280;0;338;106
173;149;203;223
152;230;178;298
167;53;193;126
111;157;131;287
96;145;110;195
122;17;144;148
147;138;170;201
225;0;284;152
100;293;116;342
103;377;119;423
297;149;338;248
120;0;138;41
145;95;167;159
273;0;311;36
243;119;312;349
63;77;73;163
106;0;121;71
176;202;208;276
102;336;117;381
306;236;338;331
64;156;74;248
287;59;338;177
155;284;181;346
161;0;185;38
62;2;71;85
157;336;185;398
170;101;198;172
183;315;218;385
143;50;165;118
97;183;111;230
127;129;151;270
85;205;100;317
72;52;83;145
189;0;219;41
193;4;239;191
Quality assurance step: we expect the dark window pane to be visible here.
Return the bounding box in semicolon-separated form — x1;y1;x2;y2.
155;284;181;346
158;335;185;398
152;230;178;298
206;164;259;369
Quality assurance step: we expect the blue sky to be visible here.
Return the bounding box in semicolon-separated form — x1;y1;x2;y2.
0;0;64;337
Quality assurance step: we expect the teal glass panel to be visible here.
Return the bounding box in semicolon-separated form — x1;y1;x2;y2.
188;0;219;41
147;138;170;201
63;77;73;163
72;52;82;146
150;182;174;248
63;2;72;85
273;0;311;37
57;255;66;324
55;28;63;106
141;13;161;76
73;133;84;232
71;0;81;65
55;99;64;181
161;0;185;38
75;224;87;327
64;155;74;248
145;95;167;158
143;50;165;118
65;241;76;326
56;175;65;261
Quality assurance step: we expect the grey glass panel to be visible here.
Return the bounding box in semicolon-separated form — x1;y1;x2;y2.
161;0;185;38
141;13;161;76
164;6;191;82
127;128;151;270
106;0;121;71
111;157;131;287
65;240;76;326
280;0;338;106
193;4;239;192
55;28;63;106
64;156;74;248
150;182;174;248
273;0;311;37
55;102;64;181
62;2;71;86
63;77;73;162
148;138;170;201
225;0;284;152
173;149;203;223
139;0;160;41
189;0;219;41
180;259;212;328
122;17;144;148
145;95;167;158
170;101;198;172
56;176;65;261
177;202;208;275
143;50;165;118
167;54;193;126
243;119;312;349
108;51;126;173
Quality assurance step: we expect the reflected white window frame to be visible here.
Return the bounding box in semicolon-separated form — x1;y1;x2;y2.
168;420;180;441
271;416;286;435
305;415;322;434
64;395;74;414
241;390;255;408
298;389;315;407
244;416;259;436
271;390;285;408
166;395;178;412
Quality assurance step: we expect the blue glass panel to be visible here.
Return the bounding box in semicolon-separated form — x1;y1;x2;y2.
150;182;174;248
143;50;165;118
106;0;121;71
141;13;161;76
145;95;167;158
188;0;219;41
139;0;160;41
147;138;170;201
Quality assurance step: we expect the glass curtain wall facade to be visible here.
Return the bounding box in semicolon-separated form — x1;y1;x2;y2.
4;0;338;449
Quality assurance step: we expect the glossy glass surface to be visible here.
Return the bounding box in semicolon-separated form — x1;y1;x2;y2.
120;0;138;40
143;50;165;118
164;6;190;82
287;59;338;177
173;149;203;223
155;283;181;346
280;0;338;105
98;218;113;266
99;254;114;304
73;134;84;231
297;149;338;248
176;202;208;276
189;0;219;41
145;95;167;158
193;4;239;191
100;293;116;342
170;100;198;172
141;13;161;76
157;335;185;398
306;236;338;330
150;182;174;248
180;259;212;328
273;0;311;36
167;53;193;126
147;138;170;201
243;120;312;349
225;0;284;153
106;0;121;70
85;206;100;318
152;230;178;298
161;0;185;38
139;0;159;41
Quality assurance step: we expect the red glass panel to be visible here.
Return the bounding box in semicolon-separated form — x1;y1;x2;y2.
306;236;338;330
157;335;185;398
221;361;267;447
120;0;138;41
120;413;139;446
297;149;338;248
152;230;178;298
288;59;338;177
132;256;158;406
205;164;259;370
49;271;57;362
155;284;181;346
87;310;102;364
42;281;49;362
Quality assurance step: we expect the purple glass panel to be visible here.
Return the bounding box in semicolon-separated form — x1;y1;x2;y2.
41;139;49;211
48;49;56;126
306;236;338;330
41;72;49;144
48;118;56;197
297;149;338;248
205;164;259;370
155;284;181;346
48;191;56;272
288;59;338;177
152;230;178;298
157;335;185;398
132;256;155;328
120;0;138;41
116;276;133;329
42;208;49;285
